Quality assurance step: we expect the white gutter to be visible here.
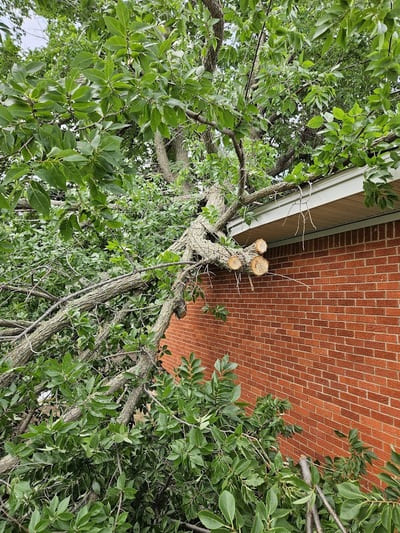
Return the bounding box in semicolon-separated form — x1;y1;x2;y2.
228;164;400;239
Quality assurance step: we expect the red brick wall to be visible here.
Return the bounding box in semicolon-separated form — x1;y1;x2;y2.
163;220;400;485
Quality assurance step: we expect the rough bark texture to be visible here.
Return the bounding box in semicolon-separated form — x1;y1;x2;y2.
154;131;175;184
202;0;224;73
0;274;146;387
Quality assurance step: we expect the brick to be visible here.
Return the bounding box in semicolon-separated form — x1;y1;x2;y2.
163;220;400;488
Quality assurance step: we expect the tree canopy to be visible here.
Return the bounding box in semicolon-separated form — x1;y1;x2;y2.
0;0;400;531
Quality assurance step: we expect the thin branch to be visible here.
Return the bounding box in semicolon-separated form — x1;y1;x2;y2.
185;109;235;138
0;284;58;302
315;485;347;533
299;456;323;533
0;500;28;533
244;21;266;100
185;109;247;192
0;320;32;329
181;522;210;533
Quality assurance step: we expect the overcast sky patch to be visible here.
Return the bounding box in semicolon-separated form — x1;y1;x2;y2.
1;12;48;50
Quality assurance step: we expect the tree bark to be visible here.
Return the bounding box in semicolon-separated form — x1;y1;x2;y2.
299;456;323;533
0;274;146;387
154;131;175;184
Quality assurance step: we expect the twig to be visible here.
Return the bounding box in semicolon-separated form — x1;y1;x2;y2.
299;456;323;533
144;387;194;428
0;320;32;329
0;284;57;301
0;500;29;532
315;485;347;533
181;522;210;533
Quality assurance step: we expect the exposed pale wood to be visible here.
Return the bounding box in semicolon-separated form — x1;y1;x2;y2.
255;238;268;254
250;256;269;276
227;255;242;270
245;238;267;255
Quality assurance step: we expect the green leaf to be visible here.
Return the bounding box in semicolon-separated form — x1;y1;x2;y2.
381;505;393;531
4;164;30;185
59;217;73;240
28;509;41;532
337;482;363;500
312;24;332;40
36;167;66;190
116;0;129;28
293;493;313;505
307;115;324;129
219;491;235;524
104;16;125;36
84;69;107;85
198;510;227;530
27;182;50;216
0;191;10;209
62;153;88;162
332;107;345;120
340;501;363;521
265;487;278;515
0;105;13;126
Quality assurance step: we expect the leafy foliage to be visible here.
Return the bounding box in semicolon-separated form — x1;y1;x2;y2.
1;0;400;531
0;355;399;532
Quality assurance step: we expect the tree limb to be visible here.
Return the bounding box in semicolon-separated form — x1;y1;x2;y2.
201;0;224;153
154;131;175;184
201;0;224;74
0;284;58;302
0;320;32;329
315;485;347;533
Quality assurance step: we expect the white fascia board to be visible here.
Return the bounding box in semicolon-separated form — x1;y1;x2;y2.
228;164;400;238
268;210;400;248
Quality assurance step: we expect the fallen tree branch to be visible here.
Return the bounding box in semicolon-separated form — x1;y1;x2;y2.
299;456;323;533
0;284;58;302
154;131;175;184
0;257;205;472
117;249;197;425
0;320;32;329
315;485;347;533
0;259;201;386
11;261;196;343
0;274;145;387
0;328;23;338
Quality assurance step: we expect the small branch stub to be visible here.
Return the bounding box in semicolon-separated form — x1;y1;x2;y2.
227;255;242;271
250;256;269;276
254;238;268;255
174;300;187;320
